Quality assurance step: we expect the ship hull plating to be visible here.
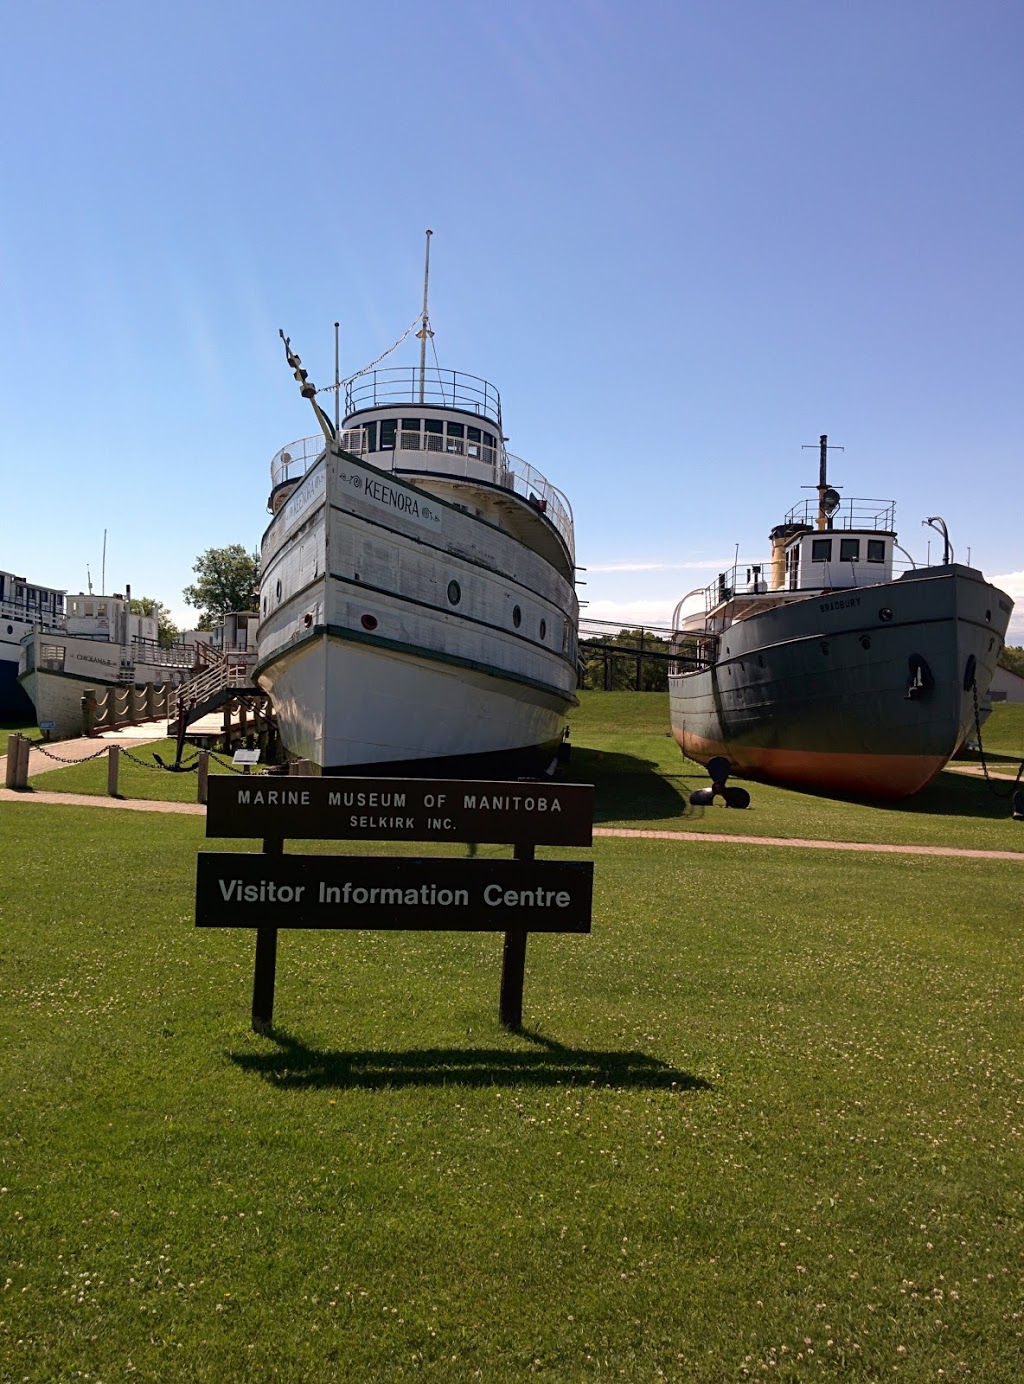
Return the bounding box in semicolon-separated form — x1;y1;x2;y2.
669;566;1011;799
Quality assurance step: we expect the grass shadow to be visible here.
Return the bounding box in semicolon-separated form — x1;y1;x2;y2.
228;1028;711;1093
567;746;697;825
768;763;1023;819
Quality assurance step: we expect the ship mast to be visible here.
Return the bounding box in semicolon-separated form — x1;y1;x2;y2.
416;228;434;404
802;433;843;530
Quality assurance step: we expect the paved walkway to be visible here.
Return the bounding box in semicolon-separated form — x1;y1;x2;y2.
2;782;1022;860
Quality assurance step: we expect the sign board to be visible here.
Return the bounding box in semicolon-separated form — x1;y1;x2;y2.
232;749;261;765
39;721;55;730
196;853;593;932
205;775;593;846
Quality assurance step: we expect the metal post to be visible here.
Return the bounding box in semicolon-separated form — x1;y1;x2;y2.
107;744;120;797
499;842;534;1030
17;734;30;788
197;749;209;805
252;837;282;1033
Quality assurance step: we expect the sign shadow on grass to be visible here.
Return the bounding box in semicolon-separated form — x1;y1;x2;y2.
227;1028;712;1093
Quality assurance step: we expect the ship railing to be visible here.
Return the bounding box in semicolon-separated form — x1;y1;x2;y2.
784;495;896;531
271;436;328;489
344;366;502;429
130;636;198;670
679;549;924;633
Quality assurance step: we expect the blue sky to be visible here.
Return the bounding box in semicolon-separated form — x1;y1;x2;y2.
2;0;1022;640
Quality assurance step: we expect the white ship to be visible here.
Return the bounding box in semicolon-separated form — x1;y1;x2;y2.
254;236;580;775
1;569;66;717
18;590;194;737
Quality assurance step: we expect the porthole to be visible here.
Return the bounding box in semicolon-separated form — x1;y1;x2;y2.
262;598;267;616
512;604;522;628
879;607;893;622
860;635;872;650
5;624;12;635
361;614;378;631
447;579;461;606
275;580;282;600
757;654;765;668
539;618;547;640
820;641;830;655
985;609;992;623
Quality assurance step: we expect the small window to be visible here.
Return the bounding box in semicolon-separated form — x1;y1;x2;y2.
867;539;885;563
379;419;397;450
811;538;832;562
512;605;522;628
840;538;860;562
539;618;547;640
275;580;282;599
402;418;421;431
262;597;267;615
424;419;443;434
364;421;378;452
40;643;65;671
446;422;464;438
447;580;461;606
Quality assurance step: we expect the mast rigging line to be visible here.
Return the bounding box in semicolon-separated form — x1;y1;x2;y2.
316;314;423;394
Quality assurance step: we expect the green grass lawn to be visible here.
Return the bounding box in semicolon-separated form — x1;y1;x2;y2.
2;779;1023;1379
0;718;41;760
24;739;254;803
565;693;1024;854
23;700;1024;857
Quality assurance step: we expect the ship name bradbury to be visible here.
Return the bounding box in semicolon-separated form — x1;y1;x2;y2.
819;596;862;613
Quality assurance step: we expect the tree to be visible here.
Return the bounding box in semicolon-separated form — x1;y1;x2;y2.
129;597;180;649
182;545;259;629
999;644;1024;678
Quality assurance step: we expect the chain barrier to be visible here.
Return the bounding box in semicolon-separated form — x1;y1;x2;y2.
971;679;1024;800
33;744;110;765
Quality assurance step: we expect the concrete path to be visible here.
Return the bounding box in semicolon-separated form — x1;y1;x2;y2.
1;712;227;780
2;784;1022;860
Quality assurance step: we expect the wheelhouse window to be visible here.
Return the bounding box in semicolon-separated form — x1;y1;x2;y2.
811;538;832;562
867;539;886;563
379;419;397;450
446;422;465;454
424;419;443;451
40;643;65;671
840;538;860;562
401;418;421;449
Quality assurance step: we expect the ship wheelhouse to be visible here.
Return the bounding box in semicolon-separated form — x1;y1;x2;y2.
266;365;575;582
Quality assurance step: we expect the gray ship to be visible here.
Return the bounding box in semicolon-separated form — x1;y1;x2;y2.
668;438;1013;799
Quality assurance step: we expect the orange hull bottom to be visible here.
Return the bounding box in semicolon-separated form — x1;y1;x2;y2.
675;730;949;800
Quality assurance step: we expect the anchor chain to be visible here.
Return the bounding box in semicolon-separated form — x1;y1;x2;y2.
971;678;1024;799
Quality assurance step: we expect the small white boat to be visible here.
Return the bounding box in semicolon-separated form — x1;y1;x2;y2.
255;234;580;775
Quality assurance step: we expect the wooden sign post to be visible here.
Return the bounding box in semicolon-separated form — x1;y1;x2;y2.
198;776;594;1033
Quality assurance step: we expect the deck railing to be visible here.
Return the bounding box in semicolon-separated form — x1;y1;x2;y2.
344;366;502;428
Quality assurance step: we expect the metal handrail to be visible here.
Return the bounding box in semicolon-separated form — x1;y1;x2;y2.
784;495;896;532
269;432;575;563
344;366;502;428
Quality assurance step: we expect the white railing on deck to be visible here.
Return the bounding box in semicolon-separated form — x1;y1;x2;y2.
270;432;575;563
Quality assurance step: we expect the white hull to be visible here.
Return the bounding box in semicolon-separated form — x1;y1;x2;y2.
258;634;569;771
256;395;579;774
